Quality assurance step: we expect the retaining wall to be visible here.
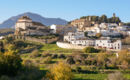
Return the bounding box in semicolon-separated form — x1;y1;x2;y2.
15;36;59;44
56;41;86;49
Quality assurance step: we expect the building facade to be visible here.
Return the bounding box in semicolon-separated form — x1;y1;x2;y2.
95;39;121;50
70;17;95;31
15;16;51;36
64;32;85;42
50;24;77;35
63;32;122;51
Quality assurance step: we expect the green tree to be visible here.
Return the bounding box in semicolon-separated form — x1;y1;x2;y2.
83;47;100;53
99;15;108;23
96;53;108;69
91;16;99;22
115;17;121;24
30;49;41;58
0;53;22;76
46;62;73;80
0;41;5;53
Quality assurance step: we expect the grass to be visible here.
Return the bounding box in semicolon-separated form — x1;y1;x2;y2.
40;43;81;55
124;73;130;79
20;43;130;80
73;73;107;80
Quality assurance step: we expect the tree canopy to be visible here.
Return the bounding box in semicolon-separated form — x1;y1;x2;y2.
80;14;121;24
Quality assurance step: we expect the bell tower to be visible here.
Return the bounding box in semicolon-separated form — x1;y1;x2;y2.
113;13;116;17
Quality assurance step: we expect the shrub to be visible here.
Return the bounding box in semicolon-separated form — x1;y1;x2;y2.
96;53;108;69
105;56;118;69
22;59;33;68
58;54;66;59
75;60;82;65
40;57;52;64
0;41;5;53
122;37;130;45
117;50;130;70
0;75;10;80
66;56;75;64
83;47;100;53
51;54;58;59
18;66;43;80
71;53;87;65
0;54;22;76
46;62;73;80
76;67;82;73
42;52;52;57
30;49;41;58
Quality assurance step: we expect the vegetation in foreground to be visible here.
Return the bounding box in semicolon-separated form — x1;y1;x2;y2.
0;36;130;80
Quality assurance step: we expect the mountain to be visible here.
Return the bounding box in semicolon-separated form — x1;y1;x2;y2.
0;12;68;28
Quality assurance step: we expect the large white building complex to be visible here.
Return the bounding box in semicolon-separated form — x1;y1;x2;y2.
63;31;122;51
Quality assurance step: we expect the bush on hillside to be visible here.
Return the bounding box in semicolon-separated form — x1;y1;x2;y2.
51;54;58;59
66;56;75;64
0;53;22;76
30;49;41;58
83;47;100;53
46;62;73;80
42;52;52;57
75;67;82;73
40;57;52;64
0;75;10;80
58;54;66;59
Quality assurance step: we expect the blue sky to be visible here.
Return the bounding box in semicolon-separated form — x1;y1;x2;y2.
0;0;130;23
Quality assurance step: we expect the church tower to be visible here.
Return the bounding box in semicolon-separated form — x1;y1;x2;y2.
113;13;116;17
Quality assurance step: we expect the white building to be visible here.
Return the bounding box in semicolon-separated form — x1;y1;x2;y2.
15;16;33;30
63;31;122;50
64;32;85;42
101;30;121;37
116;26;127;31
127;31;130;36
15;16;51;36
95;38;121;50
99;23;108;29
50;24;77;35
0;36;4;40
71;39;95;46
87;31;96;36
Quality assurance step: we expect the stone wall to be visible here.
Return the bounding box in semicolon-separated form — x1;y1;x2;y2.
19;45;42;54
15;36;59;44
56;41;86;49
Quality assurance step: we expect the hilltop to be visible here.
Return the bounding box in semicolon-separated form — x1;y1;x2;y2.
0;12;68;28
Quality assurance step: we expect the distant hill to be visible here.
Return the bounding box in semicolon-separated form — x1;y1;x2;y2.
0;12;68;28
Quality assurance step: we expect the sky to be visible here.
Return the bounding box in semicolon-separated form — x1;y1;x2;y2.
0;0;130;23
